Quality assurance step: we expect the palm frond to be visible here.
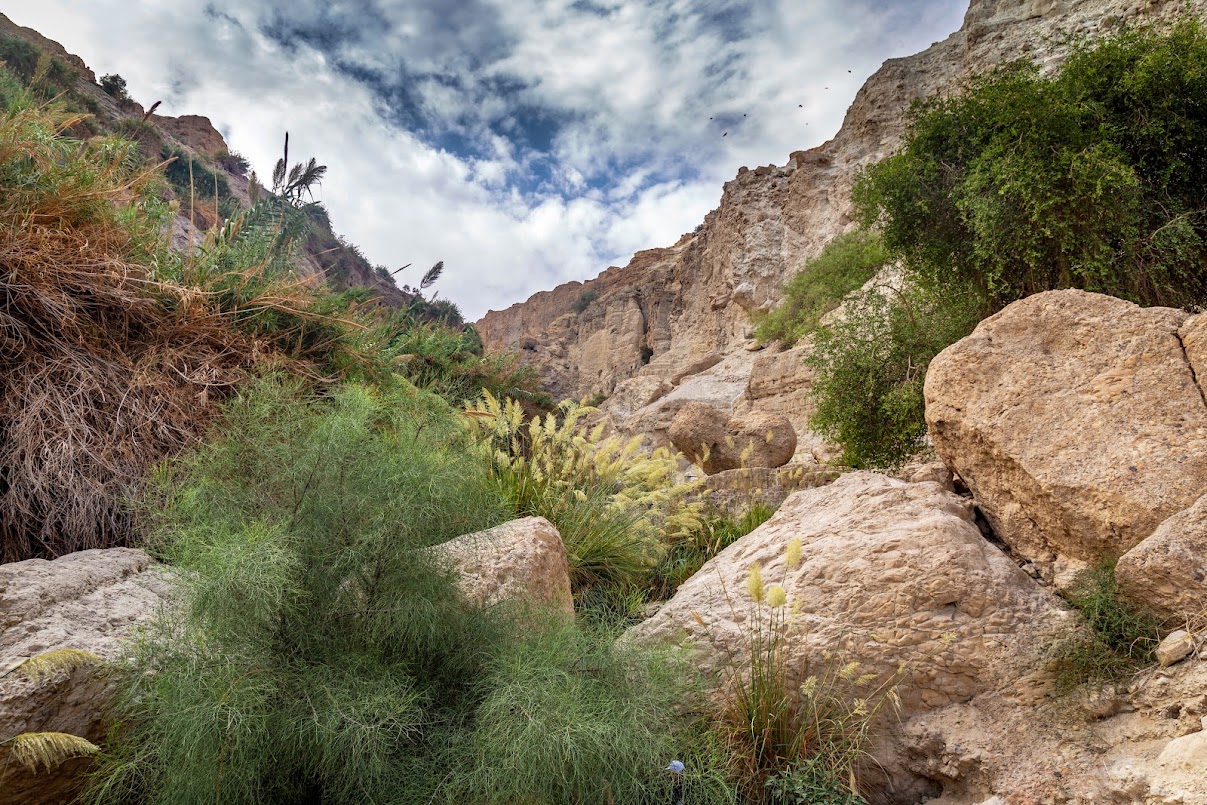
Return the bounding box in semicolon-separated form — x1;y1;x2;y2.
420;261;444;290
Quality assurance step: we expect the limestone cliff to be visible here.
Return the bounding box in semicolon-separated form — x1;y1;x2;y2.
478;0;1205;414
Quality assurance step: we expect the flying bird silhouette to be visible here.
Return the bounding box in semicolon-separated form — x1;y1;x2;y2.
723;132;728;136
798;104;803;107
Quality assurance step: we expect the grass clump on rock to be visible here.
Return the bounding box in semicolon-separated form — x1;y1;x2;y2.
1049;559;1161;691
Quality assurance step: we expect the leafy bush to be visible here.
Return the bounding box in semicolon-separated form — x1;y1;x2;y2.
215;149;250;176
1050;559;1161;690
854;20;1207;311
89;380;718;804
806;283;981;470
755;230;890;347
572;288;599;313
99;73;129;102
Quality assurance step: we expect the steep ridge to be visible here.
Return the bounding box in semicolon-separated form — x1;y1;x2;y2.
477;0;1205;409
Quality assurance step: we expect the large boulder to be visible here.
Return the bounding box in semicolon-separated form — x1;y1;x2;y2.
628;472;1063;715
0;549;174;805
925;290;1207;583
668;402;797;474
433;516;574;615
1116;494;1207;623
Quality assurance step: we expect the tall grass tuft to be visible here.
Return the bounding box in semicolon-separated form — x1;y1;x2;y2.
707;547;901;803
466;391;703;597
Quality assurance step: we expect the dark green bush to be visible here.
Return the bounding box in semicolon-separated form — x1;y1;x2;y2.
854;19;1207;311
807;283;981;470
99;73;129;102
755;230;890;346
572;288;599;313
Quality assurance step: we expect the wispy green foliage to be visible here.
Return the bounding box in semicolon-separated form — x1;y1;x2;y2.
1050;559;1161;690
755;230;890;346
88;380;725;805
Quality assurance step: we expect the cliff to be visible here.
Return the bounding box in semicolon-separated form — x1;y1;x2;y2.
477;0;1204;412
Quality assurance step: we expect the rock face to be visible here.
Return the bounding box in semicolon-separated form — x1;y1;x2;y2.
925;290;1207;584
477;1;1203;427
668;402;796;474
432;516;575;615
150;114;229;157
628;472;1063;716
0;549;174;805
1116;494;1207;623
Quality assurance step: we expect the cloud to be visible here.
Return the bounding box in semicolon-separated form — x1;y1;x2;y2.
9;0;967;319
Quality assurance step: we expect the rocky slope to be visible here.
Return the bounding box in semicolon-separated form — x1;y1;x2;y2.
0;12;405;306
477;0;1206;446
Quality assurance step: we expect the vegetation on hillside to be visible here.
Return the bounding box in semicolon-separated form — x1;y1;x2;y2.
87;380;723;805
0;55;543;561
791;19;1207;469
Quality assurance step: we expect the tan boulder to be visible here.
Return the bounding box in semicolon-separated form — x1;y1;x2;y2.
0;549;175;805
628;472;1063;715
925;290;1207;583
668;402;797;475
1116;494;1207;623
433;516;574;615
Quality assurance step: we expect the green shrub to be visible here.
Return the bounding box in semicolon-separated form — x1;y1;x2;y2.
1050;559;1161;690
99;73;129;102
89;380;721;804
854;19;1207;311
572;288;599;313
806;283;981;470
755;230;890;346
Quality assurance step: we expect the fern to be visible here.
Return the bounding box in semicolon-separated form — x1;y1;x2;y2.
5;732;100;773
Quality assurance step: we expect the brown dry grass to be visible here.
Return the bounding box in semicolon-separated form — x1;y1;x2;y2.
0;100;359;561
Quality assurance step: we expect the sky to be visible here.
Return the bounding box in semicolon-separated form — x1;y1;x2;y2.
7;0;968;320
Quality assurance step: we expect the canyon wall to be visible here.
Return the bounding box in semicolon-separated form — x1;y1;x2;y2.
477;0;1202;412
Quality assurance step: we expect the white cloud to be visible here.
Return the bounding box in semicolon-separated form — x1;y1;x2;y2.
7;0;967;319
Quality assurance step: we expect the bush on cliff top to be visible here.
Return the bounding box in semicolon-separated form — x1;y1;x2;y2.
809;18;1207;470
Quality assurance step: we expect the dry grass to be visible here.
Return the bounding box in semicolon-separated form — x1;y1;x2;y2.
0;98;363;561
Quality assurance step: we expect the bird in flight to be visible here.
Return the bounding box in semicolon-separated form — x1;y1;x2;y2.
723;132;728;137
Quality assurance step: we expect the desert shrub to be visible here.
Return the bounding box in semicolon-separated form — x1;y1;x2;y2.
709;549;901;803
0;34;74;91
648;502;776;600
161;146;232;206
466;391;703;597
215;149;250;176
447;617;713;804
88;379;722;805
854;19;1207;311
806;283;981;470
1049;559;1161;690
572;288;598;313
755;230;890;346
98;73;129;102
0;100;388;561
